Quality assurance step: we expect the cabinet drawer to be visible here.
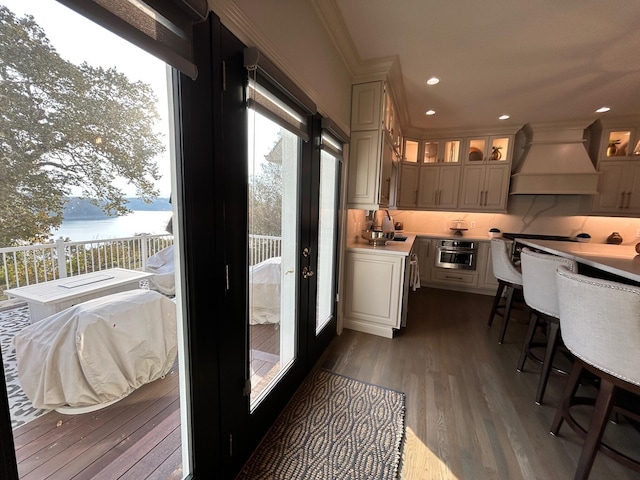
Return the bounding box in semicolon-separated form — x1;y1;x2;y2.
431;268;477;286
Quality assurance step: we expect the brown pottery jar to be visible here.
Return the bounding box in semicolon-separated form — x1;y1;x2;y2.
606;232;623;245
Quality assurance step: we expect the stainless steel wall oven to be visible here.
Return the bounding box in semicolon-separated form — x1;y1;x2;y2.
435;239;477;270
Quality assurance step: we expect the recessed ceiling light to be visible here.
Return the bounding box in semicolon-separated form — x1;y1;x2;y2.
596;106;611;113
425;109;436;115
426;77;440;86
498;114;510;120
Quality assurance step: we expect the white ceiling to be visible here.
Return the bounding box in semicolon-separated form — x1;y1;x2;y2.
318;0;640;134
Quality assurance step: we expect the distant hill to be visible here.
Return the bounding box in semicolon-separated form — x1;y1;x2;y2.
63;197;171;220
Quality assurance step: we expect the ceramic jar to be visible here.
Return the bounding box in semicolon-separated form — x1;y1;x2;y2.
606;232;623;245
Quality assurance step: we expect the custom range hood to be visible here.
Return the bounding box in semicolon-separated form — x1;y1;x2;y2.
510;123;600;195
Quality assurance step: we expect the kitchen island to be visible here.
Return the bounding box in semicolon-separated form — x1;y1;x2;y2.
343;234;416;338
515;239;640;285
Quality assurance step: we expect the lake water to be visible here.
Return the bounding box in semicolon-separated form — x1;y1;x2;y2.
52;210;173;241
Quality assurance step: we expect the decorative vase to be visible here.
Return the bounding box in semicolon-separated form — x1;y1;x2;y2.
606;232;623;245
491;149;502;160
607;145;618;156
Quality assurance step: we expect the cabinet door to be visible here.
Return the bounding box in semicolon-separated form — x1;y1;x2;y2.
593;161;628;212
417;166;439;208
344;252;403;328
478;242;499;290
623;162;640;213
416;238;434;282
347;130;382;208
380;136;394;206
437;166;461;209
483;164;510;210
397;163;419;208
351;82;382;131
459;164;485;209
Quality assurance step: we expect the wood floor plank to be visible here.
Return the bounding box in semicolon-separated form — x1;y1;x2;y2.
322;287;640;480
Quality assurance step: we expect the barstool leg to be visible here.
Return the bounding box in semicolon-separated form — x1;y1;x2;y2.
517;311;539;372
498;285;515;344
487;281;506;327
574;380;617;480
550;361;583;435
535;319;559;405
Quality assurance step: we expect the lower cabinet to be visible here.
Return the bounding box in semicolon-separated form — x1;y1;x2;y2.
343;250;407;338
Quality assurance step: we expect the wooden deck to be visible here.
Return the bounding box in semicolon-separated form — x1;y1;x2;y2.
9;322;280;480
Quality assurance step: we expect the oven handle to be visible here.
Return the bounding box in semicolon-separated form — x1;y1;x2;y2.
437;248;477;254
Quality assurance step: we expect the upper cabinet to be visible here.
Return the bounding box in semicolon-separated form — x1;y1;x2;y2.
396;131;514;212
464;135;512;164
396;137;462;209
591;122;640;215
347;81;400;210
459;134;514;211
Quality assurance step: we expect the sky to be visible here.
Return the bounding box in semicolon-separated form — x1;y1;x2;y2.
1;0;172;197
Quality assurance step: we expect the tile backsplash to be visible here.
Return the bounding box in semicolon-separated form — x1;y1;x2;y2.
349;195;640;245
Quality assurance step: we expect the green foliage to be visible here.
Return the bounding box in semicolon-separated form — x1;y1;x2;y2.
0;6;165;246
249;137;283;236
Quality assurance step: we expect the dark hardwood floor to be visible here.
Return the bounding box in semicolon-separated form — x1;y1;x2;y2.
319;286;640;480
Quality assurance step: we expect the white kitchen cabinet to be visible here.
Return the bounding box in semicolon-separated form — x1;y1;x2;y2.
351;81;383;131
591;121;640;216
464;135;512;164
415;237;435;283
592;160;640;214
347;81;399;210
343;250;407;338
417;165;460;209
459;163;510;211
423;138;462;164
396;163;419;208
477;241;499;290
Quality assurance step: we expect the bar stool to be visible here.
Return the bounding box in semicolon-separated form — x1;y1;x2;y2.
551;266;640;480
516;247;577;405
486;238;524;344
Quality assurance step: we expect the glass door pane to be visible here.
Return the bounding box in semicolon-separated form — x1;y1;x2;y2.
316;150;339;333
248;111;299;409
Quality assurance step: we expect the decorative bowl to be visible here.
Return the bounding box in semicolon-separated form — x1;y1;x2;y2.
576;233;591;243
488;231;502;238
361;229;394;246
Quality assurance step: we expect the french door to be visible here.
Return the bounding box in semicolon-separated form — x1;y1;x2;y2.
178;16;342;478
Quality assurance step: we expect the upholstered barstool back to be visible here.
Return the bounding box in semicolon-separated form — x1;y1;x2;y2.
517;247;578;405
486;239;524;344
552;266;640;479
520;247;577;318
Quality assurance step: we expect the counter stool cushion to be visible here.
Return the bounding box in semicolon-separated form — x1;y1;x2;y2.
487;238;525;344
517;247;577;405
551;266;640;479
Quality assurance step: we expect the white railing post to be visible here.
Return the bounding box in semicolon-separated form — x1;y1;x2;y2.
55;238;67;278
141;234;149;270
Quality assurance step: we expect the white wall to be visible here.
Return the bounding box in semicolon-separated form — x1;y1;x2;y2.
209;0;353;134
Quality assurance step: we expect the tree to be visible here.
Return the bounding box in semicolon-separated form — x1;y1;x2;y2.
249;137;283;236
0;6;165;245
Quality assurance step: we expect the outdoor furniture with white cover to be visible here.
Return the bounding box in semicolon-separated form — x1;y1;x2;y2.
249;256;281;325
13;289;177;413
144;245;176;296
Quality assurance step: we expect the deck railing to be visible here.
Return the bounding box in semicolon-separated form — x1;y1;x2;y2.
0;234;282;300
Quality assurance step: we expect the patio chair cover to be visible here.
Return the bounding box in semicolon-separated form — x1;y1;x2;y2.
249;256;281;325
144;245;175;295
13;289;177;410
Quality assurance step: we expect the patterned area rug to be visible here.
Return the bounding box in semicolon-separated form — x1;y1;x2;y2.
236;369;406;480
0;305;50;429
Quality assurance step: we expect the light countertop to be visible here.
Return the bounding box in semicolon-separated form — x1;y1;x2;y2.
346;234;416;256
515;239;640;284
